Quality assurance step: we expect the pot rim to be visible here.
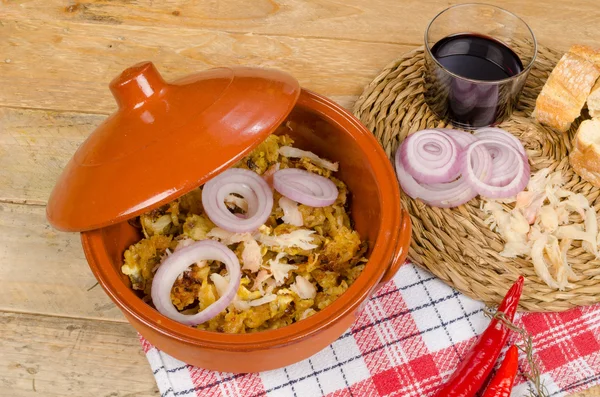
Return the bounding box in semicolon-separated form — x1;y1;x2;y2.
82;89;403;350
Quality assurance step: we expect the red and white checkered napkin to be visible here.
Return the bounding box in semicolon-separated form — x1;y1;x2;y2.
140;264;600;397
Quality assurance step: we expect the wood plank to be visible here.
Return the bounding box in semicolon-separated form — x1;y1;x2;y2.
0;311;158;397
2;0;599;50
0;108;105;204
0;18;408;114
0;202;126;321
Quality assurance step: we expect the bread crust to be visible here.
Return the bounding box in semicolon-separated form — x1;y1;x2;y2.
534;45;600;132
571;44;600;64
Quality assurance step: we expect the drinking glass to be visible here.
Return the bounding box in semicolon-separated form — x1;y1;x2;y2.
423;3;537;129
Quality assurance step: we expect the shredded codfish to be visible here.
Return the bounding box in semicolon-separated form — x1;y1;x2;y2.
482;168;598;290
279;146;339;172
279;196;303;226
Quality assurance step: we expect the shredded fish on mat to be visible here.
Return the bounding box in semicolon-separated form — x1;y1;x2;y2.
482;168;598;290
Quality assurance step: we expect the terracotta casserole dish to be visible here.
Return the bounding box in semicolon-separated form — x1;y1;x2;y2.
46;62;411;373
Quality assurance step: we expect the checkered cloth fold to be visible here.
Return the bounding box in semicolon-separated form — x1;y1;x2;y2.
141;263;600;397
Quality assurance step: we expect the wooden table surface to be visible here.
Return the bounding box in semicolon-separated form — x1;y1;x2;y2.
1;1;599;396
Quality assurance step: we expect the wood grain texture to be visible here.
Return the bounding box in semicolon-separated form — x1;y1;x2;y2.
0;201;126;322
2;0;599;50
0;311;157;397
0;18;406;114
0;108;104;204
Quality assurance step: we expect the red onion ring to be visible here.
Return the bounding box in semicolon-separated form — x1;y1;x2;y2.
474;128;527;186
202;169;273;233
150;240;241;326
395;127;529;207
400;129;461;184
487;148;520;187
433;128;473;148
474;127;527;155
461;139;530;198
273;168;338;207
396;161;480;208
395;131;493;208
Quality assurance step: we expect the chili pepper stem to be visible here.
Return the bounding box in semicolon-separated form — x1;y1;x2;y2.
483;309;550;397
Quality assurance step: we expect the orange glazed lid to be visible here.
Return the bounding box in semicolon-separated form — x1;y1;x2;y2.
46;62;301;232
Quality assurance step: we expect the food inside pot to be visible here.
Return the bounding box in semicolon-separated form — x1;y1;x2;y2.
120;133;368;333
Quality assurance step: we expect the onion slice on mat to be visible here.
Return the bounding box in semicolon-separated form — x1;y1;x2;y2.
461;139;530;198
151;240;241;326
202;168;273;233
395;132;493;208
400;129;461;183
273;168;338;207
474;127;527;186
395;127;531;207
395;161;478;208
474;127;527;155
433;128;477;149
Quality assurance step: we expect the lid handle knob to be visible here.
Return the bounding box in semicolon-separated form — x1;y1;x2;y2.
109;61;166;109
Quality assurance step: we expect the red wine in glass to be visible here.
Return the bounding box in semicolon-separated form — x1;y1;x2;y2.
433;33;523;80
424;33;528;128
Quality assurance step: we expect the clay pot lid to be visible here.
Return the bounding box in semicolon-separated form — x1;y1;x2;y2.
46;61;301;232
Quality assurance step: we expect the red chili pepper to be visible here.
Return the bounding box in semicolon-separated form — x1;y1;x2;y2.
481;345;519;397
432;276;524;397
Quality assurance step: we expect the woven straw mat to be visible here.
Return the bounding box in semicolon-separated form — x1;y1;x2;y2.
352;45;600;312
